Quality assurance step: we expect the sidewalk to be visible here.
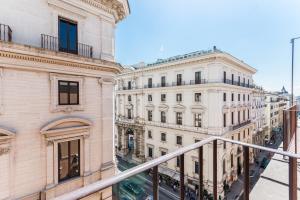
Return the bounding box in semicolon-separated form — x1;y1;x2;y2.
250;126;300;200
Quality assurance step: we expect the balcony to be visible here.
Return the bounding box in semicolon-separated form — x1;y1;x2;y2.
230;120;252;131
41;34;93;58
0;23;12;42
54;136;299;200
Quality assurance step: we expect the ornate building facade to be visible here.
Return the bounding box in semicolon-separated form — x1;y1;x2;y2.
115;48;257;195
0;0;129;199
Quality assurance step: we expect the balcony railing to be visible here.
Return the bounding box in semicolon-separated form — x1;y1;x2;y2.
0;23;12;42
41;34;93;58
230;120;252;130
54;136;299;200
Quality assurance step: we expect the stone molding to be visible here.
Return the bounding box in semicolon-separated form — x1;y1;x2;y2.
0;42;122;74
0;67;3;115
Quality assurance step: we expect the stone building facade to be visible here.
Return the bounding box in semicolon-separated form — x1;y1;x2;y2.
0;0;129;199
115;48;257;196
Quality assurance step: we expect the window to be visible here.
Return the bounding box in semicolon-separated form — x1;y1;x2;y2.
248;95;250;101
127;109;132;119
238;111;240;123
128;81;132;89
176;157;180;167
128;95;131;102
195;93;201;102
243;94;245;101
243;110;245;121
148;94;152;102
161;133;166;142
58;139;80;182
223;113;226;127
238;132;241;140
148;110;153;121
176;93;182;102
58;81;79;105
223;159;226;174
223;142;226;149
194;113;202;127
238;76;240;85
161;151;166;156
161;94;166;102
223;93;227;102
231;154;234;168
176;136;182;145
238;94;240;101
231;112;234;125
248;109;250;119
148;78;152;88
243;78;245;86
194;161;199;174
231;93;234;101
161;111;166;123
247;79;249;87
223;71;226;83
195;71;201;84
148;130;152;139
176;112;183;125
177;74;182;85
59;18;78;54
231;74;234;84
161;76;166;87
243;130;246;139
148;147;153;158
195;139;200;143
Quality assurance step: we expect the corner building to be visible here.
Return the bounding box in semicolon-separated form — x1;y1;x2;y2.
0;0;129;199
116;48;257;195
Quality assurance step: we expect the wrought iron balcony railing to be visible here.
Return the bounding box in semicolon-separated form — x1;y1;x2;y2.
41;34;93;58
54;136;299;200
0;23;12;42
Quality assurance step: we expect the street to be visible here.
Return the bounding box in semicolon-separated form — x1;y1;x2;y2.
116;157;180;200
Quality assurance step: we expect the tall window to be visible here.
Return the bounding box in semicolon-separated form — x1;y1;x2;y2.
161;111;166;123
223;159;226;174
195;71;201;84
128;81;132;89
148;110;153;121
238;76;240;85
176;136;182;145
59;18;78;54
223;113;227;127
238;111;240;124
148;94;152;102
127;109;132;119
161;76;166;87
194;113;202;127
243;110;245;121
176;112;183;125
58;139;80;182
231;112;234;125
176;93;182;102
248;109;250;119
231;154;234;168
247;79;250;87
148;130;152;139
59;81;79;105
195;93;201;102
223;93;227;102
177;74;182;86
194;161;199;174
148;147;153;158
161;94;166;102
248;94;250;101
161;133;166;142
238;94;240;101
176;157;180;167
231;93;234;101
148;78;152;88
128;95;131;102
243;94;245;101
243;78;245;86
223;71;226;83
231;74;234;84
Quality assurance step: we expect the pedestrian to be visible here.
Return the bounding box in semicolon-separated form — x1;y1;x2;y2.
173;184;176;191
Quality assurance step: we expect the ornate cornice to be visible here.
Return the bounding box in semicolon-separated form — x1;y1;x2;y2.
0;42;122;74
81;0;129;22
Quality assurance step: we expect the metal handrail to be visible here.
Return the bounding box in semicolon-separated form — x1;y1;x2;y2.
54;136;300;200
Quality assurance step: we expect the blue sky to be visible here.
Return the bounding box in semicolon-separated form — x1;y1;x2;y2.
115;0;300;95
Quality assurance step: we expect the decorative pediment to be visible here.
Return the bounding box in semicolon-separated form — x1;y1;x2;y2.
159;104;169;111
145;103;155;111
173;104;186;112
190;105;206;113
40;117;92;140
0;127;16;143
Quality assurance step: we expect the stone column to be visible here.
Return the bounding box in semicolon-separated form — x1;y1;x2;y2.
139;130;145;161
99;77;115;170
46;141;54;188
83;135;91;177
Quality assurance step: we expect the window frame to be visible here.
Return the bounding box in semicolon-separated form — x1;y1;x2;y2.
194;113;202;127
194;93;202;102
176;112;183;125
58;17;78;54
58;80;79;105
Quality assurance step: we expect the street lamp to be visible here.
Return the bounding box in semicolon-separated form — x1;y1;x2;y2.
290;36;300;106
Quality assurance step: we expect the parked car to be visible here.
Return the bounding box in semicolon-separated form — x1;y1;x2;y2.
260;157;269;169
